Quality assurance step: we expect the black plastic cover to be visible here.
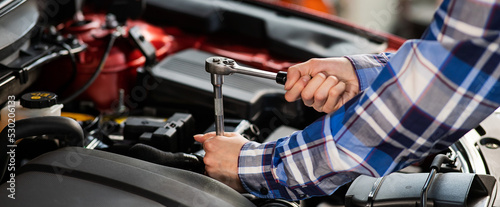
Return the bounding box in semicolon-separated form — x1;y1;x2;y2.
0;147;256;207
143;0;387;59
124;117;168;140
123;113;195;152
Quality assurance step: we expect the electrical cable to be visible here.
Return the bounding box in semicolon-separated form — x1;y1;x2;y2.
61;31;120;104
56;42;78;96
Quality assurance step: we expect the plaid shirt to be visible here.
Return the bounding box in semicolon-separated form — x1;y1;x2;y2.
238;0;500;201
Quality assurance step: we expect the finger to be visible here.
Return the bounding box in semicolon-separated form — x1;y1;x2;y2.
312;75;339;111
344;82;360;98
301;73;327;106
193;132;216;143
284;75;311;102
284;62;311;90
322;81;346;113
284;66;300;91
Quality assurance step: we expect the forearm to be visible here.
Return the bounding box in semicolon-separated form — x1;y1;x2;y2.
239;0;500;201
240;39;500;201
239;117;366;200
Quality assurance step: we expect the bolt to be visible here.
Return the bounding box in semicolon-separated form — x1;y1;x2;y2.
56;35;64;43
485;143;499;149
48;26;58;36
105;13;118;29
71;38;80;47
213;58;220;62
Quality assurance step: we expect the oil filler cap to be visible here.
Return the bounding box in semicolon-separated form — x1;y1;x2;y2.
20;92;58;109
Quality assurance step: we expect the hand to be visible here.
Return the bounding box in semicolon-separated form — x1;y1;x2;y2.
284;57;359;113
193;132;249;192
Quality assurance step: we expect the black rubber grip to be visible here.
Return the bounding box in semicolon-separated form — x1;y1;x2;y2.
276;71;287;85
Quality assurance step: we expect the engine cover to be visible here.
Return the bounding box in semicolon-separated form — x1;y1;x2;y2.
0;147;256;207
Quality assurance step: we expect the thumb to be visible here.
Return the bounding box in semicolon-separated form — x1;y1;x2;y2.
194;132;216;143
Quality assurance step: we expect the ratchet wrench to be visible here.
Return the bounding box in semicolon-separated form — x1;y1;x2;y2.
205;56;287;135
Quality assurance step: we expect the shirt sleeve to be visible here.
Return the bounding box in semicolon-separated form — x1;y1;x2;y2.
345;53;393;91
239;0;500;201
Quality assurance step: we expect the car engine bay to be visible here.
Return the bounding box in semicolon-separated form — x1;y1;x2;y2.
0;0;499;206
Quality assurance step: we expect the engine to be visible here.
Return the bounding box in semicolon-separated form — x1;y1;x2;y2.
0;0;498;206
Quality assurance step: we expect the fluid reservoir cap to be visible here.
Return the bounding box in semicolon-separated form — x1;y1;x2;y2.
20;92;58;109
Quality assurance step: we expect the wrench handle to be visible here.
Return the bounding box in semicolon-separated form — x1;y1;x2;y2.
276;71;287;85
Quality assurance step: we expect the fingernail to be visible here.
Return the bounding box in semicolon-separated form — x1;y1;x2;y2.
284;84;290;90
317;72;326;78
302;75;311;82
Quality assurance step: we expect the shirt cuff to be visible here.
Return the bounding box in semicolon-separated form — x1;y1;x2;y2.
238;141;278;199
239;141;307;200
238;135;361;201
344;53;391;91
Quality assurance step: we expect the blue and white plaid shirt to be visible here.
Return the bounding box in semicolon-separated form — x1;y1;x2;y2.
238;0;500;201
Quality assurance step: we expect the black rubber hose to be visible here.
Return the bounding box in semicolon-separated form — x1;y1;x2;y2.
421;154;453;207
0;116;84;182
129;144;205;174
430;154;452;171
61;31;120;104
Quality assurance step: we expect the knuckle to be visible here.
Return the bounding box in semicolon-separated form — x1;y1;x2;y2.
225;132;237;137
301;91;313;102
308;58;320;64
314;92;327;102
329;88;342;97
203;155;213;166
288;65;298;73
203;140;215;151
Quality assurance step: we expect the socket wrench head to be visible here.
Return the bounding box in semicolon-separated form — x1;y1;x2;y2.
205;56;238;75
